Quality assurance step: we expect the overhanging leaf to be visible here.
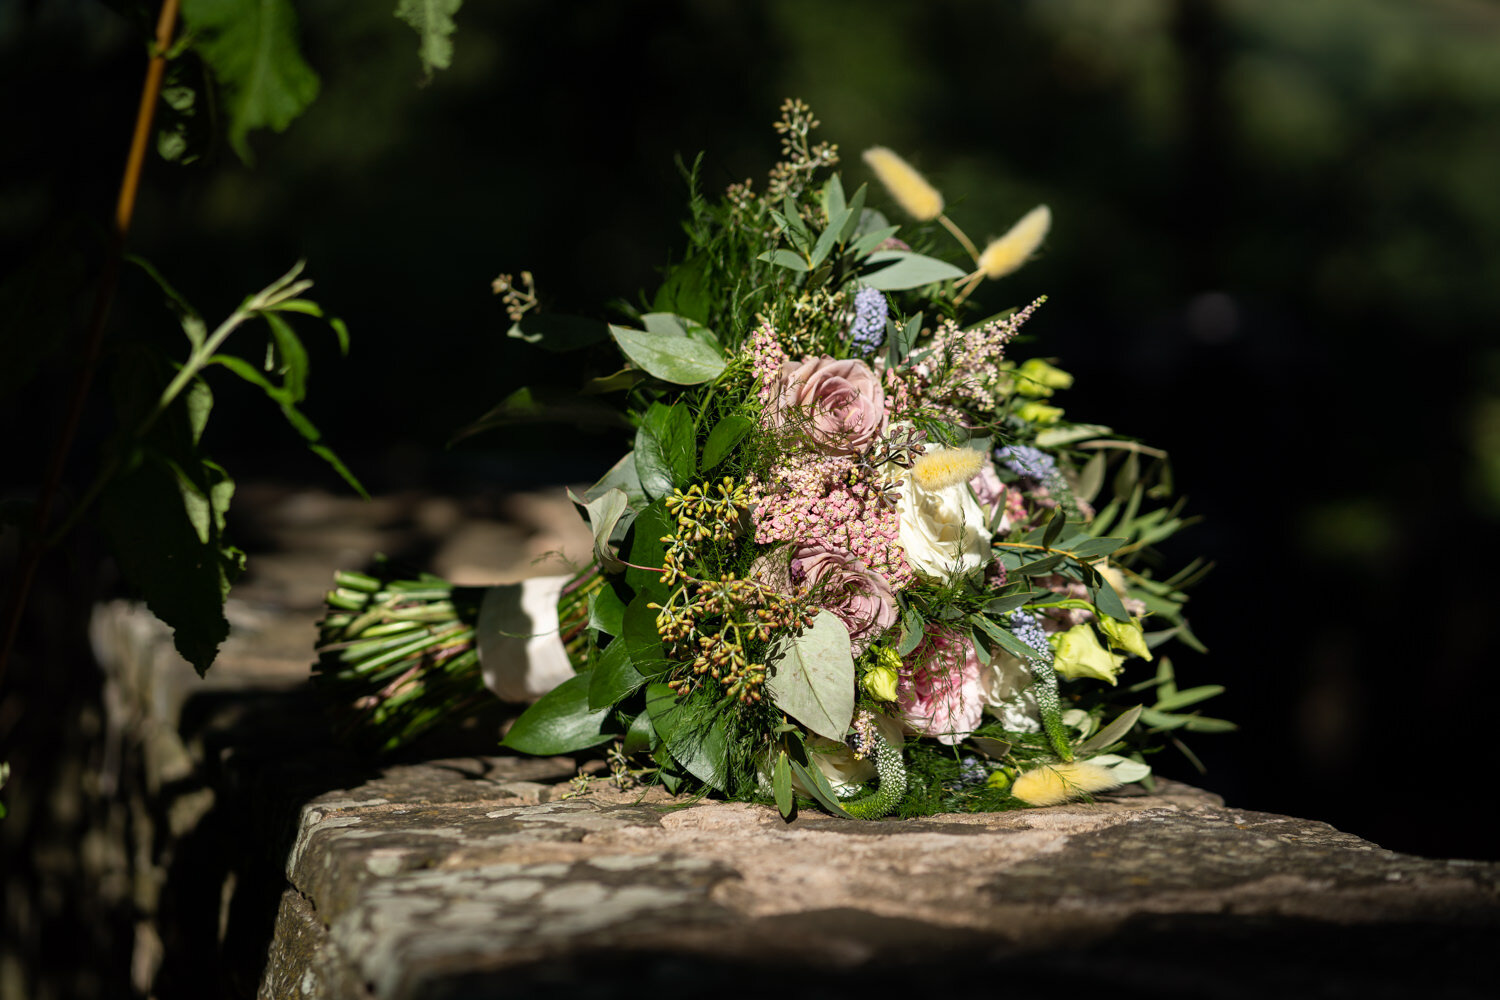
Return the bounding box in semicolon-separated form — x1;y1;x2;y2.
183;0;321;163
394;0;462;80
766;611;855;741
507;313;610;352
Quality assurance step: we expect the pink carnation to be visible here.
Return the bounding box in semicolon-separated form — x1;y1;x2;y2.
766;355;885;455
897;626;984;745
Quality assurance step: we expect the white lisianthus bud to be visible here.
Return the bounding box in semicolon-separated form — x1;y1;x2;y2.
1049;623;1125;686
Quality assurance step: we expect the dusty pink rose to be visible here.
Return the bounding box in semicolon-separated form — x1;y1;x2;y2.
790;544;898;652
897;626;985;745
766;355;885;455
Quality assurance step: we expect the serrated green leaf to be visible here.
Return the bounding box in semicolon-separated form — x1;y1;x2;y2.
394;0;462;79
861;250;966;291
702;414;753;471
634;401;696;499
99;452;241;675
608;317;725;385
183;0;320;163
502;672;615;754
766;611;855;741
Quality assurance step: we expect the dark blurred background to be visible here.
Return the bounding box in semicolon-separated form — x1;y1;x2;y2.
4;0;1498;887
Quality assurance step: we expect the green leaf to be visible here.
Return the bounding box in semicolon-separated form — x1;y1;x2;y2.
889;310;921;368
1034;423;1112;448
861;250;966;291
702;414;754;471
766;611;855;741
897;602;924;656
100;452;243;675
261;311;308;402
585;451;648;512
625;501;671;596
394;0;462;79
621;594;669;675
182;0;320;163
787;757;853;818
634;401;696;499
1067;537;1127;560
507;313;610;352
757;248;810;273
588;641;646;710
1015;553;1066;577
587;583;626;637
773;751;794;818
1076;451;1107;503
1093;576;1131;621
1154;685;1226;713
1074;705;1143;755
609;314;725;385
568;486;628;573
1042;509;1066;549
646;683;730;790
502;672;615;754
623;710;656;754
581;368;645;394
1182;716;1238;734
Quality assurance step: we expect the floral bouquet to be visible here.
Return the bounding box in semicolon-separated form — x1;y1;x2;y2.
314;102;1229;819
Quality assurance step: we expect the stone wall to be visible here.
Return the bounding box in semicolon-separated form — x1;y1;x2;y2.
23;486;1499;999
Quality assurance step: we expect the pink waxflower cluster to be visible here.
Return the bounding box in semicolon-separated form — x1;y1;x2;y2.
749;321;790;407
897;625;985;745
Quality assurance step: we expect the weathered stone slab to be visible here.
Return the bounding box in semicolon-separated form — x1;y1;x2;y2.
260;763;1499;1000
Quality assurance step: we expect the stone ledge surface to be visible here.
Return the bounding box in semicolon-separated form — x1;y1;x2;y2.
263;759;1498;1000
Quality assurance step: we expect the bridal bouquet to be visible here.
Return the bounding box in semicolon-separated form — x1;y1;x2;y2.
315;102;1229;819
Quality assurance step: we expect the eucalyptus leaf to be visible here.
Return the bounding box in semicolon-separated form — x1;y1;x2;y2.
609;317;725;385
568;486;628;572
861;250;966;291
1153;685;1226;713
757;248;811;273
765;611;855;741
1034;423;1112;447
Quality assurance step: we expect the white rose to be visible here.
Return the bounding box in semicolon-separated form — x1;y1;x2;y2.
894;470;992;582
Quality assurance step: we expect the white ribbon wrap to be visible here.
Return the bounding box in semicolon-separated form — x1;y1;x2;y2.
476;575;575;702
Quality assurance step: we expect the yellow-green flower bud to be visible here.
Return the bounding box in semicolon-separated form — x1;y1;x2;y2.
1049;624;1125;686
985;769;1014;792
862;663;900;702
1015;358;1074;398
1017;400;1064;425
1098;615;1152;661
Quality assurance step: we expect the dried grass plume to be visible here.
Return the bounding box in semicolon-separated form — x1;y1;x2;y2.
977;204;1052;279
862;146;944;222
